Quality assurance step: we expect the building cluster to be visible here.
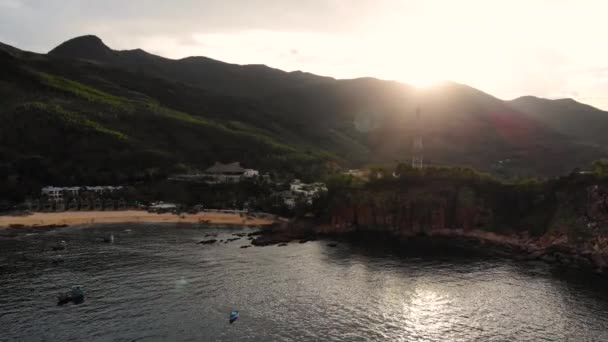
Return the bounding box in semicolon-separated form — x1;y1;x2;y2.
282;179;328;209
41;186;124;202
148;201;178;213
169;162;265;184
344;169;364;177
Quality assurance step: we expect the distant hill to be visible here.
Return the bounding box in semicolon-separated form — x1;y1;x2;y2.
2;34;608;203
264;78;607;176
507;96;608;146
49;35;334;98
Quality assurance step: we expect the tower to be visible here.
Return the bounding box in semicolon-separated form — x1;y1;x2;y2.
412;107;424;169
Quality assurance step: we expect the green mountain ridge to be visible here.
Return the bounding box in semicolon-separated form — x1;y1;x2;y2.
48;35;335;98
2;35;608;203
507;95;608;146
0;43;334;202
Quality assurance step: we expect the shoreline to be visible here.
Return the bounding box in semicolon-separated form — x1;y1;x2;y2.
253;221;608;273
0;210;277;228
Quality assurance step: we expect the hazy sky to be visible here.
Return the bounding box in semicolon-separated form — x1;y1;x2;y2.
2;0;608;109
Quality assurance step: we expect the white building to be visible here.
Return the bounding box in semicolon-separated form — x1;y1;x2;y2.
169;163;261;184
243;169;259;178
286;179;327;206
41;185;123;201
41;186;64;201
203;162;259;184
149;202;177;212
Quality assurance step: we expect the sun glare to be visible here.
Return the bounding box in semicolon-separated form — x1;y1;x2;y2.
406;74;445;88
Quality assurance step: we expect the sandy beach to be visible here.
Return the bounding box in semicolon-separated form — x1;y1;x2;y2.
0;210;277;228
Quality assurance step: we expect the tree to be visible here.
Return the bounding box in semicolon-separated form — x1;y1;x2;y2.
592;159;608;177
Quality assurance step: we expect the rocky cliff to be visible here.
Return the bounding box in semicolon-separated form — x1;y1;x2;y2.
318;173;608;271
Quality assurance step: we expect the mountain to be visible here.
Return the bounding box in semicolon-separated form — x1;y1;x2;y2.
49;35;334;98
2;34;608;203
507;96;608;146
49;35;116;63
264;78;606;176
0;40;335;203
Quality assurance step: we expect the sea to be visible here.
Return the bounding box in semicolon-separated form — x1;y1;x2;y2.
1;223;608;341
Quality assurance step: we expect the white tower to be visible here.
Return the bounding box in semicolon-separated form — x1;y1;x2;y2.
412;107;424;169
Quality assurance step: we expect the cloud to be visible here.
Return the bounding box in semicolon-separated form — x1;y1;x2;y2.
175;35;204;47
0;0;23;9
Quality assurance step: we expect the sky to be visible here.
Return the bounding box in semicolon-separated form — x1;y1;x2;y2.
2;0;608;110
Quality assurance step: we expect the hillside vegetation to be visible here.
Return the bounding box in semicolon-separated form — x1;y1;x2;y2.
2;35;608;204
0;44;332;203
320;164;608;242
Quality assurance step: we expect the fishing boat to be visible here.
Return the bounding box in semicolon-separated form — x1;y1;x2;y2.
57;285;85;306
229;310;239;324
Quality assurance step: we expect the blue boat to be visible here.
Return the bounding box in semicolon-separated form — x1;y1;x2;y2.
229;310;239;324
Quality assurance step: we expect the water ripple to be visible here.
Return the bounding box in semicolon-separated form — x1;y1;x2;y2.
1;224;608;341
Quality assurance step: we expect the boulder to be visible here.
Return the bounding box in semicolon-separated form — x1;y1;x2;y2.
591;253;607;270
541;254;556;263
197;239;217;245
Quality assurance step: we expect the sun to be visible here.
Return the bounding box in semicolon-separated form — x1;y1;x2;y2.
401;68;446;88
386;62;446;88
407;76;444;88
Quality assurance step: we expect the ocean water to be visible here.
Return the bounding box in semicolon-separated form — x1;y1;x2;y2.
1;223;607;341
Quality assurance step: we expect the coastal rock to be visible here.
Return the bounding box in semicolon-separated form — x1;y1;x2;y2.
278;243;288;247
197;239;217;245
527;250;545;260
554;252;573;265
541;254;556;263
251;239;273;246
591;253;607;271
240;245;251;249
251;236;290;246
327;243;338;247
40;224;68;229
247;231;263;237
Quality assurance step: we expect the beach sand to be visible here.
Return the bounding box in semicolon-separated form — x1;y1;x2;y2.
0;210;277;228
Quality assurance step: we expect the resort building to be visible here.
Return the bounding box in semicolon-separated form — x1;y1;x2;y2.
40;186;65;201
283;179;328;206
41;185;123;201
148;202;178;213
204;162;255;183
169;162;260;184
